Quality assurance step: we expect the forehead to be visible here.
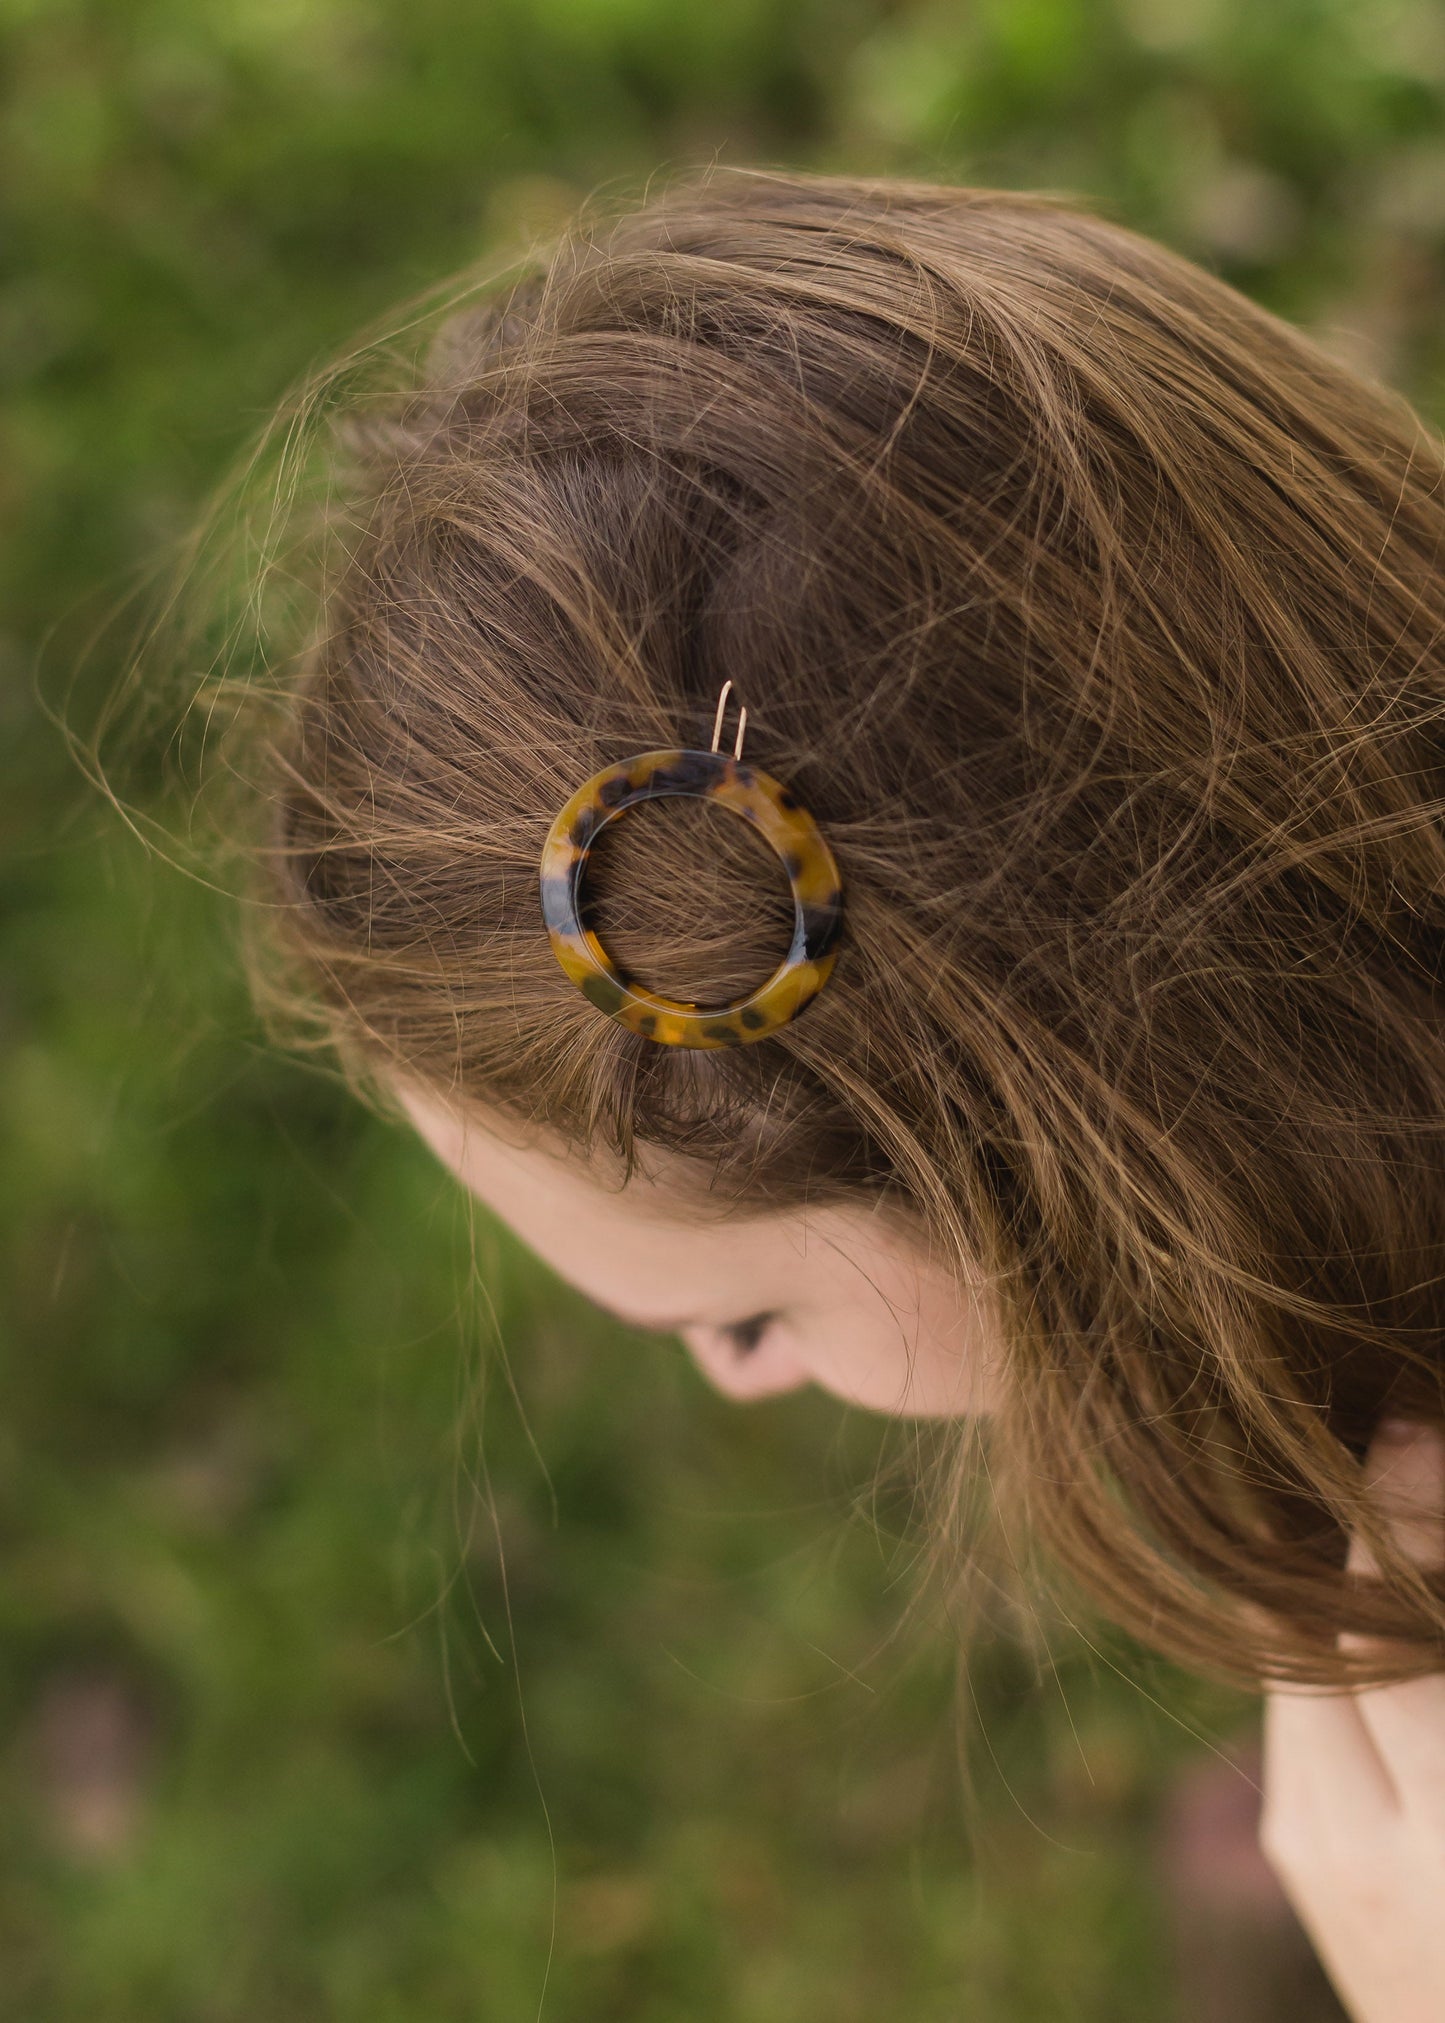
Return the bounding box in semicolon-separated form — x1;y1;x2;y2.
394;1079;729;1225
390;1077;849;1314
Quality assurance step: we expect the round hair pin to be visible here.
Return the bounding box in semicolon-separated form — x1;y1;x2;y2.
538;685;844;1049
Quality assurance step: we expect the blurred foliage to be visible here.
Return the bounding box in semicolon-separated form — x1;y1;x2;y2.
3;0;1444;2016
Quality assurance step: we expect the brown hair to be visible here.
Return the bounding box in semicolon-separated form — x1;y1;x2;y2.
196;165;1445;1692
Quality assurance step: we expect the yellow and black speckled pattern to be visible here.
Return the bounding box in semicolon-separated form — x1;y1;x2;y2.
538;747;845;1048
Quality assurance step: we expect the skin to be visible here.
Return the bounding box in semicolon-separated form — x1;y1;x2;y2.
392;1078;1003;1418
392;1074;1445;2023
1262;1417;1445;2023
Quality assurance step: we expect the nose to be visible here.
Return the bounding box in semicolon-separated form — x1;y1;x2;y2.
678;1327;813;1403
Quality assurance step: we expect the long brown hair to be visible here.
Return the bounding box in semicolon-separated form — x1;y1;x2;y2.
196;165;1445;1692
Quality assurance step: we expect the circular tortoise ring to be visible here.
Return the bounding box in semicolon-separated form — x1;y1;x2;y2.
538;747;845;1049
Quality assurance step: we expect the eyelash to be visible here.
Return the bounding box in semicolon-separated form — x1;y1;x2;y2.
721;1312;776;1358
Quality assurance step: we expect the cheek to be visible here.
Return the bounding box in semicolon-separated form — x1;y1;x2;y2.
802;1280;1000;1419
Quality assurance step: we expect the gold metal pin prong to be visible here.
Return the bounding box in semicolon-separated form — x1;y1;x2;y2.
711;679;748;761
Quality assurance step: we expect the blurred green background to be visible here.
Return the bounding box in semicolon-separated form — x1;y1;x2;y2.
5;1;1445;2017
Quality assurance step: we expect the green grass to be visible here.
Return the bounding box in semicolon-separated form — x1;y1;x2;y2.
5;1;1443;2014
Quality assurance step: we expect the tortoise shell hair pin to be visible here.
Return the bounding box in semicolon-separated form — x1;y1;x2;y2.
538;682;845;1049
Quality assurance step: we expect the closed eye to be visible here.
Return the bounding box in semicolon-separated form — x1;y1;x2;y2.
719;1312;776;1357
611;1306;780;1355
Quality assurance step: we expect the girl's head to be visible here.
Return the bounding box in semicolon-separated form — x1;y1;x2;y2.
219;165;1445;1689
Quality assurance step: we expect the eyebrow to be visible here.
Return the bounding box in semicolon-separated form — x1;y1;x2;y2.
604;1308;697;1334
607;1305;783;1340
